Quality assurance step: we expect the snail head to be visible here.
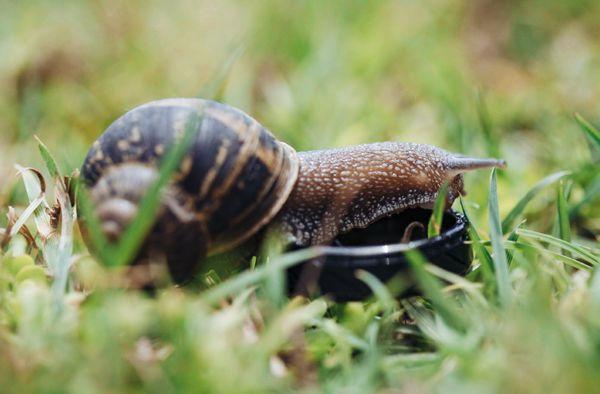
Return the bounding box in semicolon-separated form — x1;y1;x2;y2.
90;163;160;242
86;162;206;283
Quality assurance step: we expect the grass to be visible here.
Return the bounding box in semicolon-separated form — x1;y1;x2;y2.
1;1;600;393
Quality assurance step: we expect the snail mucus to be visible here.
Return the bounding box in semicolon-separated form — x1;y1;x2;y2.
80;98;505;282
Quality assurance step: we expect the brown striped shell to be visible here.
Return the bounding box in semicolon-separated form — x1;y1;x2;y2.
81;98;299;281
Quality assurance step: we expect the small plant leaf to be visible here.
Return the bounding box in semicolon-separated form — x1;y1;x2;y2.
9;196;45;238
504;240;592;271
459;198;496;295
505;222;524;265
202;246;324;305
76;185;113;264
259;229;288;308
51;169;76;296
14;165;52;239
355;270;396;315
574;113;600;152
556;180;571;244
488;168;511;306
35;136;63;181
570;173;600;218
516;229;599;267
198;43;246;101
427;181;449;238
405;249;467;331
501;171;570;234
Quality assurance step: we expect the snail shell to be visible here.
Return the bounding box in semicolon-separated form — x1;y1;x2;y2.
81;98;298;280
80;98;505;282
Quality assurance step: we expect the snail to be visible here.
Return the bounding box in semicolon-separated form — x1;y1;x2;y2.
80;98;505;282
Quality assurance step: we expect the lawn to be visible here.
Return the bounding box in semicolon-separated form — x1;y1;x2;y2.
1;1;599;393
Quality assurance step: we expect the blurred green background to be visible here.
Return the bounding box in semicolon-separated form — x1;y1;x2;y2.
1;0;599;192
1;1;599;393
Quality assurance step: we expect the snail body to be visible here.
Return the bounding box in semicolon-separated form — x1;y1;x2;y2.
81;98;505;282
278;142;503;247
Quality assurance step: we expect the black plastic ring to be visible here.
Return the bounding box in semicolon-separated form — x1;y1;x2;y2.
286;209;472;301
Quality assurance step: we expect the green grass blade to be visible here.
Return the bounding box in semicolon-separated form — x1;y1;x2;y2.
9;196;44;238
198;43;246;101
488;168;511;306
427;181;449;238
424;264;486;305
506;240;592;271
574;113;600;151
259;231;288;308
383;353;441;369
556;180;572;244
516;229;599;267
405;249;467;331
501;171;570;233
76;185;113;264
466;225;494;276
475;238;594;271
109;110;204;267
459;199;495;286
201;247;324;305
355;270;396;314
35;136;62;180
591;265;600;303
51;172;76;296
570;173;600;218
505;223;523;265
15;165;52;239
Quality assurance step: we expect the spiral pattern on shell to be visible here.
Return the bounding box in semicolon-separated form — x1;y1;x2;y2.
81;98;299;280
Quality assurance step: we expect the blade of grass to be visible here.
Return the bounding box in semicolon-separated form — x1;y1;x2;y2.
35;135;62;181
591;265;600;303
570;173;600;218
574;113;600;152
427;181;449;238
488;168;511;306
109;110;204;267
76;185;113;264
476;238;593;271
259;230;288;308
201;246;325;305
424;264;482;293
516;229;599;267
507;240;592;271
77;109;205;267
8;196;44;238
355;270;396;315
314;318;370;352
52;172;76;296
31;138;77;297
383;353;441;369
506;222;523;265
501;171;570;233
466;225;494;276
15;166;52;240
556;180;572;244
197;43;246;101
459;198;495;280
405;249;467;331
